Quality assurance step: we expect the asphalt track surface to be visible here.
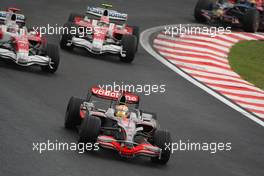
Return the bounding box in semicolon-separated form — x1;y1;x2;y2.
0;0;263;176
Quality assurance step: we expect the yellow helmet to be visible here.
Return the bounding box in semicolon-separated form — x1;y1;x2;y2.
115;105;129;118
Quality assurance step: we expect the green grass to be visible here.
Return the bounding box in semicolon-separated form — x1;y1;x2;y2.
228;41;264;90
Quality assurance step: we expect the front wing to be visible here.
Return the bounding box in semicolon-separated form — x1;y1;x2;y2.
97;135;162;158
70;37;125;56
0;48;51;66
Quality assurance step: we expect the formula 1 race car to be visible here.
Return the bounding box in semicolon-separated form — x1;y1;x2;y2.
194;0;264;32
64;86;171;164
0;8;60;73
60;4;139;63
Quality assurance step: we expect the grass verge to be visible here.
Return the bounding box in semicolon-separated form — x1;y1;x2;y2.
228;40;264;90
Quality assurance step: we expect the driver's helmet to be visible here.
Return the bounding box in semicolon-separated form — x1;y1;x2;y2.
115;95;129;118
98;16;110;27
115;104;129;118
7;23;19;33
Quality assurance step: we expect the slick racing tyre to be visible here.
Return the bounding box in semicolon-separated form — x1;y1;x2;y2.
41;43;60;73
243;9;260;33
68;13;84;23
151;130;172;165
130;26;140;51
194;0;216;22
60;22;74;50
120;35;137;63
79;115;101;144
64;97;85;129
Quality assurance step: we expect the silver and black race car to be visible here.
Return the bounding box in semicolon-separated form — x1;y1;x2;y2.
64;86;172;164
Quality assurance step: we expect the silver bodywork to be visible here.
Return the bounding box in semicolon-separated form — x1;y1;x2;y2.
83;101;161;158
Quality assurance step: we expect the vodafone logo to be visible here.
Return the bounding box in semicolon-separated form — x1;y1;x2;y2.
91;87;138;102
92;87;118;97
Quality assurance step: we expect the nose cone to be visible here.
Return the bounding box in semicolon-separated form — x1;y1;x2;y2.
16;52;29;63
92;39;103;52
92;27;107;52
100;15;110;24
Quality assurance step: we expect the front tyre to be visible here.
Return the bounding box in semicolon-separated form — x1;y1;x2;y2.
60;22;74;50
243;9;260;33
64;97;85;129
78;115;101;144
120;35;137;63
130;26;140;51
41;44;60;73
151;130;172;165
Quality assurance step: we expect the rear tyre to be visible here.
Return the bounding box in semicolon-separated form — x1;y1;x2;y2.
41;44;60;73
60;22;74;50
79;115;101;144
64;97;85;129
120;35;137;63
130;26;140;51
194;0;216;22
243;9;260;33
68;13;84;22
151;130;171;165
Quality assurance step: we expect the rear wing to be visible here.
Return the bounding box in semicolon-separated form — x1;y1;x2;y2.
0;10;25;26
86;6;128;21
90;86;139;104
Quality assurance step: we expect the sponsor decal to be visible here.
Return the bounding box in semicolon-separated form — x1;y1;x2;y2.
87;7;127;19
91;87;138;102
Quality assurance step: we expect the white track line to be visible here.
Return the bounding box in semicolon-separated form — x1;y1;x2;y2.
140;24;264;127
